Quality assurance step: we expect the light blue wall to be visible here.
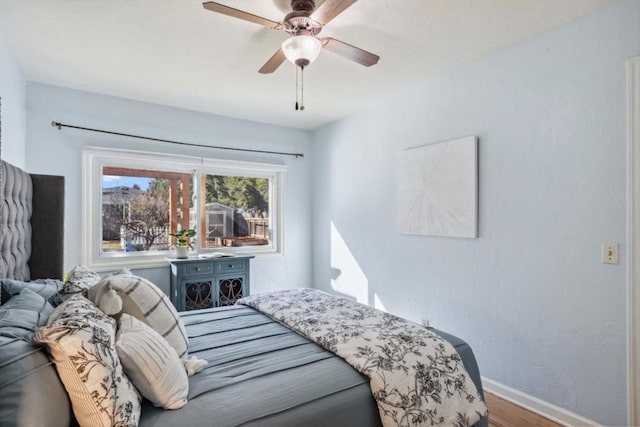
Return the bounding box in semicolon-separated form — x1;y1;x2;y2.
0;31;26;166
18;0;640;423
310;1;639;424
25;82;313;295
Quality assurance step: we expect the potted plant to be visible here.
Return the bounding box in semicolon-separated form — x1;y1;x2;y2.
169;228;196;259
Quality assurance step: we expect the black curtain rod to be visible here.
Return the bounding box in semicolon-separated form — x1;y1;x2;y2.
50;121;304;158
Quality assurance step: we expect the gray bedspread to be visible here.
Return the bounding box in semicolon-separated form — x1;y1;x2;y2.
139;304;382;426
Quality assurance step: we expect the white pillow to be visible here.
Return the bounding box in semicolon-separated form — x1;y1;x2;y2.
88;271;189;361
34;295;140;427
116;313;189;410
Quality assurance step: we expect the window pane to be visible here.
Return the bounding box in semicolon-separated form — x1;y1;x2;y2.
102;167;193;254
199;174;270;249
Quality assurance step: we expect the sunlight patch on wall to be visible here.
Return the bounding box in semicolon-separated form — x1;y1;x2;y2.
330;222;368;304
374;293;387;312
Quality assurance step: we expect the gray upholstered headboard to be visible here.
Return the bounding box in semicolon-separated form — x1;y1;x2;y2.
0;160;65;280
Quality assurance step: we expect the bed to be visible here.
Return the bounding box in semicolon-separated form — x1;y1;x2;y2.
0;159;489;427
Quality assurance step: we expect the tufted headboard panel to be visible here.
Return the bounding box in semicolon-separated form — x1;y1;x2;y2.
1;160;65;281
1;161;33;280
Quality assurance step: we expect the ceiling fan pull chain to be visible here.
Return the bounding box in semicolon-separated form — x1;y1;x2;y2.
295;65;299;110
300;66;305;111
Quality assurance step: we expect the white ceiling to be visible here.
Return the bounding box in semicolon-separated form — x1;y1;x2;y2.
0;0;618;130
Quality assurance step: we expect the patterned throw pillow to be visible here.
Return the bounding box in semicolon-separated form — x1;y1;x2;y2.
88;272;189;361
55;265;101;304
116;314;189;410
34;295;140;427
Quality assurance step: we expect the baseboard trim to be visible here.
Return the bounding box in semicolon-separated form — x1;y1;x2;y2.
482;377;599;427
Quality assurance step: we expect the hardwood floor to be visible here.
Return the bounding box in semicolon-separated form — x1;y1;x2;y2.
485;392;563;427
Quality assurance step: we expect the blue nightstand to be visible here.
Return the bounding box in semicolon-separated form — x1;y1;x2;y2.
168;255;254;311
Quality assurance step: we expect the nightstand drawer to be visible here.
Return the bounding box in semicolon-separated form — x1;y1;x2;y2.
181;262;214;275
216;259;247;273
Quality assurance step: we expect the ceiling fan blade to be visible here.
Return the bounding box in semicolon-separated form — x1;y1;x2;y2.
320;37;379;67
311;0;358;25
259;48;287;74
202;2;281;29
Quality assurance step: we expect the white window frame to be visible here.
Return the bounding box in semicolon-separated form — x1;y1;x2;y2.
83;147;286;271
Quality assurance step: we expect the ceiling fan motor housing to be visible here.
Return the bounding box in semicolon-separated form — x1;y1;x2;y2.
284;12;322;36
285;0;322;36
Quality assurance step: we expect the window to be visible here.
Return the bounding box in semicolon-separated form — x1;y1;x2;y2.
83;147;285;270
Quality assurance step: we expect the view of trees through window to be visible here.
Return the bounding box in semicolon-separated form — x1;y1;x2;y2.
101;168;271;253
199;174;270;249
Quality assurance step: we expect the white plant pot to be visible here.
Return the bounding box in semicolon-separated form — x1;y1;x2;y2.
175;246;189;259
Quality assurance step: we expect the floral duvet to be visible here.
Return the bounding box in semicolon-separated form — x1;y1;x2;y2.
238;288;488;427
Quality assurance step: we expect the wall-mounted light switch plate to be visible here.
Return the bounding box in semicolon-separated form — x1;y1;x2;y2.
602;242;619;265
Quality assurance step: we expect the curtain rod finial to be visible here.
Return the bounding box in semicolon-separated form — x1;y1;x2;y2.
51;121;62;130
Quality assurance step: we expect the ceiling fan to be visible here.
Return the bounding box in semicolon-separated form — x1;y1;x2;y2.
202;0;380;74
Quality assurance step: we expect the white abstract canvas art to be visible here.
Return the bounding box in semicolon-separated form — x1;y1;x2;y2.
397;136;478;238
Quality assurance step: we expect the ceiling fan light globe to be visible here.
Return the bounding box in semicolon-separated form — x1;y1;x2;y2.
282;35;322;67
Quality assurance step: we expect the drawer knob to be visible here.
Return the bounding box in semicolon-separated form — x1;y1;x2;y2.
228;264;233;268
195;267;201;271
